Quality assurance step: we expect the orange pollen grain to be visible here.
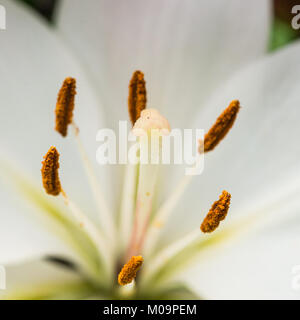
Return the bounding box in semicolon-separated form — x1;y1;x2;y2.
199;100;240;153
55;77;77;137
200;190;231;233
128;70;147;126
41;146;61;196
118;255;144;286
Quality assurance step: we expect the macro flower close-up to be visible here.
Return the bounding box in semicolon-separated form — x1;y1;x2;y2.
0;0;300;302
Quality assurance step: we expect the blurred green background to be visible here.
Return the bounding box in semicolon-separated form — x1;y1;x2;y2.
17;0;300;51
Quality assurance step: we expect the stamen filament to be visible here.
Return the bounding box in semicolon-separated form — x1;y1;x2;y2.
71;123;116;247
142;191;230;284
60;189;112;271
143;155;203;257
141;228;200;284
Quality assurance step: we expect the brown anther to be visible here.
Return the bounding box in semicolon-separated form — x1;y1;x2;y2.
55;77;77;137
199;100;240;153
128;71;147;126
200;190;231;233
118;255;144;286
41;146;61;196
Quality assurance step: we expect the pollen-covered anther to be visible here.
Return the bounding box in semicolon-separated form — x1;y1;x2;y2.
199;100;240;153
128;70;147;126
200;190;231;233
41;146;61;196
118;255;144;286
55;77;77;137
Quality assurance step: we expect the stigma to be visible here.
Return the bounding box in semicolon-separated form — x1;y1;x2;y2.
132;108;171;136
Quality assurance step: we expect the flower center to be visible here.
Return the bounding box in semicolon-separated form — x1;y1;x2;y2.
40;71;240;290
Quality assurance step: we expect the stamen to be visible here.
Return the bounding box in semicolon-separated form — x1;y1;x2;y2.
119;71;148;251
53;78;115;251
199;100;240;153
118;256;144;286
128;71;147;126
201;190;231;233
41;146;113;277
41;146;61;196
143;103;239;256
55;77;77;137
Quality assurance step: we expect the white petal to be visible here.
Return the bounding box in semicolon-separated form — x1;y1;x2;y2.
0;0;108;264
183;211;300;299
0;185;72;265
57;0;271;128
161;41;300;238
186;41;300;225
0;259;96;299
173;41;300;298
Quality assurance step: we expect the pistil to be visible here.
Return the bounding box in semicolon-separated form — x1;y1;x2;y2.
127;109;170;258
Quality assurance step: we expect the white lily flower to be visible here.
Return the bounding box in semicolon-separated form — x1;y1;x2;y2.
1;0;299;300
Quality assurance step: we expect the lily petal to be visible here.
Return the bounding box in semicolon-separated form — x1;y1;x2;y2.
56;0;271;128
0;259;101;300
0;0;108;265
185;40;300;228
161;40;300;240
144;172;300;298
183;212;300;299
171;41;300;298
